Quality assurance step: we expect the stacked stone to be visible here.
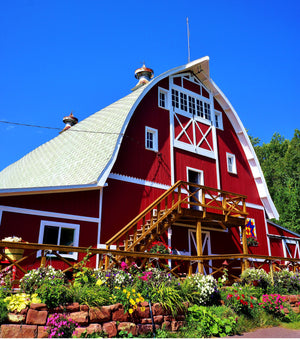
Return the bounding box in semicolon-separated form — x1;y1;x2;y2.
0;301;188;338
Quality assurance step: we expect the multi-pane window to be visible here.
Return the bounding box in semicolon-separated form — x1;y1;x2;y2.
171;89;179;108
145;127;158;152
171;88;211;123
158;89;168;109
188;96;195;115
180;92;187;111
204;102;211;120
38;221;80;259
214;110;223;129
226;153;237;174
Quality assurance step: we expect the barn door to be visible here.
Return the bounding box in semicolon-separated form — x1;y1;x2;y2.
188;229;211;274
187;168;203;210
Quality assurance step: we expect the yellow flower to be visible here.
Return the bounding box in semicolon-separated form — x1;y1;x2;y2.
137;293;141;297
123;289;127;293
129;308;134;314
132;289;136;293
136;298;140;303
141;306;146;312
96;279;103;286
129;298;136;305
133;304;137;310
140;297;145;302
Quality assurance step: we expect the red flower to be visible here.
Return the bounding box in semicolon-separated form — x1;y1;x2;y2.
237;296;240;300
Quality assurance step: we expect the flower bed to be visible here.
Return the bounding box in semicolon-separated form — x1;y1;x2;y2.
0;260;300;338
0;301;188;338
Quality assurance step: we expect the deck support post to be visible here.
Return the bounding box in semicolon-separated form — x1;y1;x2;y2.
40;250;46;268
241;223;249;271
196;220;204;274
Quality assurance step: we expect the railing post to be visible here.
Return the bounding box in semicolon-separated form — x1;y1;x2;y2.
178;185;182;214
40;250;46;268
242;223;249;270
196;220;204;274
105;246;110;270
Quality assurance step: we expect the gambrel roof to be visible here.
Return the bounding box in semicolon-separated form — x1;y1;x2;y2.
0;57;279;219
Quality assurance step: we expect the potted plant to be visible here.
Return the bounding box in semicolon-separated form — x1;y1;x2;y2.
247;236;259;247
2;236;25;261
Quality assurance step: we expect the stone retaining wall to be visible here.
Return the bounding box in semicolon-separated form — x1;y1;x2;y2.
0;301;187;338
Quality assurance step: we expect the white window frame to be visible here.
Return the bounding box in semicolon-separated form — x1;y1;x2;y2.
38;220;80;260
214;110;223;129
226;153;237;174
158;87;168;109
145;126;158;152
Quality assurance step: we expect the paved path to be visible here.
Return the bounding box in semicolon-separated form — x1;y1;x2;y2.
227;326;300;338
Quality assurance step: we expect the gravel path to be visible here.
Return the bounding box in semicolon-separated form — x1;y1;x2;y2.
226;326;300;338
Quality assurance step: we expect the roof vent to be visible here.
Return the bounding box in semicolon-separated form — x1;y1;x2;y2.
131;64;154;91
60;112;78;133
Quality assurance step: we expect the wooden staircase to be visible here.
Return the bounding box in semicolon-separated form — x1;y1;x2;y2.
105;180;248;269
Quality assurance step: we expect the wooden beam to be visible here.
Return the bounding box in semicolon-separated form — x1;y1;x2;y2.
241;223;249;271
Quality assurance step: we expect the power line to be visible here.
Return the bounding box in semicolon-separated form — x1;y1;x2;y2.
0;120;123;136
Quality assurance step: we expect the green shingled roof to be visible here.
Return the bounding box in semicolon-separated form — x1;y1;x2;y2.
0;85;147;190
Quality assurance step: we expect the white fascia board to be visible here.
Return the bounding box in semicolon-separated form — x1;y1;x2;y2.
97;57;210;187
0;183;102;197
210;80;279;220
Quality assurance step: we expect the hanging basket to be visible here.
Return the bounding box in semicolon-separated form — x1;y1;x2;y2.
4;247;24;261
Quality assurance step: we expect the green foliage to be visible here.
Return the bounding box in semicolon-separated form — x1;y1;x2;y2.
0;297;8;324
186;305;237;337
4;293;41;312
240;268;271;291
71;284;111;307
36;278;72;308
20;266;66;294
272;270;300;294
76;330;108;338
250;129;300;232
151;284;185;317
222;288;258;318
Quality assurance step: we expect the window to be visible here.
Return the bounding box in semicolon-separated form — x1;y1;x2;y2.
226;153;237;174
171;89;179;108
158;88;168;109
38;221;80;260
214;110;223;129
145;127;158;152
171;87;211;123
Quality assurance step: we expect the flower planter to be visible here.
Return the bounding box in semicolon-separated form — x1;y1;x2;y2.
4;248;24;261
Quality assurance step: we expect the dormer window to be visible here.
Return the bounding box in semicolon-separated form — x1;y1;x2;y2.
214;110;223;129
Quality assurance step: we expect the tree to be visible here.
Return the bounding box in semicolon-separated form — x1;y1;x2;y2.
250;129;300;233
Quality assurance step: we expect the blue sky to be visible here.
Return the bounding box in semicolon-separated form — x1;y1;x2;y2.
0;0;299;172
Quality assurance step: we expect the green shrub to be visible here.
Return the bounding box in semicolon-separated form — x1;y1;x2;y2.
186;305;237;337
184;273;220;306
240;268;271;291
272;270;300;294
221;286;259;318
151;284;185;317
71;284;112;307
4;293;41;312
36;279;72;308
0;299;8;324
20;266;66;294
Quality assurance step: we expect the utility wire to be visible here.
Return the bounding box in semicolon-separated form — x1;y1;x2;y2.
0;120;123;136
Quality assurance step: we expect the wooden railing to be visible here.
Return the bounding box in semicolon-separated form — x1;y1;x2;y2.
105;180;247;252
1;241;300;284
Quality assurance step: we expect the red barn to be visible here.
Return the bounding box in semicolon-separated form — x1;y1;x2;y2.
0;57;299;274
